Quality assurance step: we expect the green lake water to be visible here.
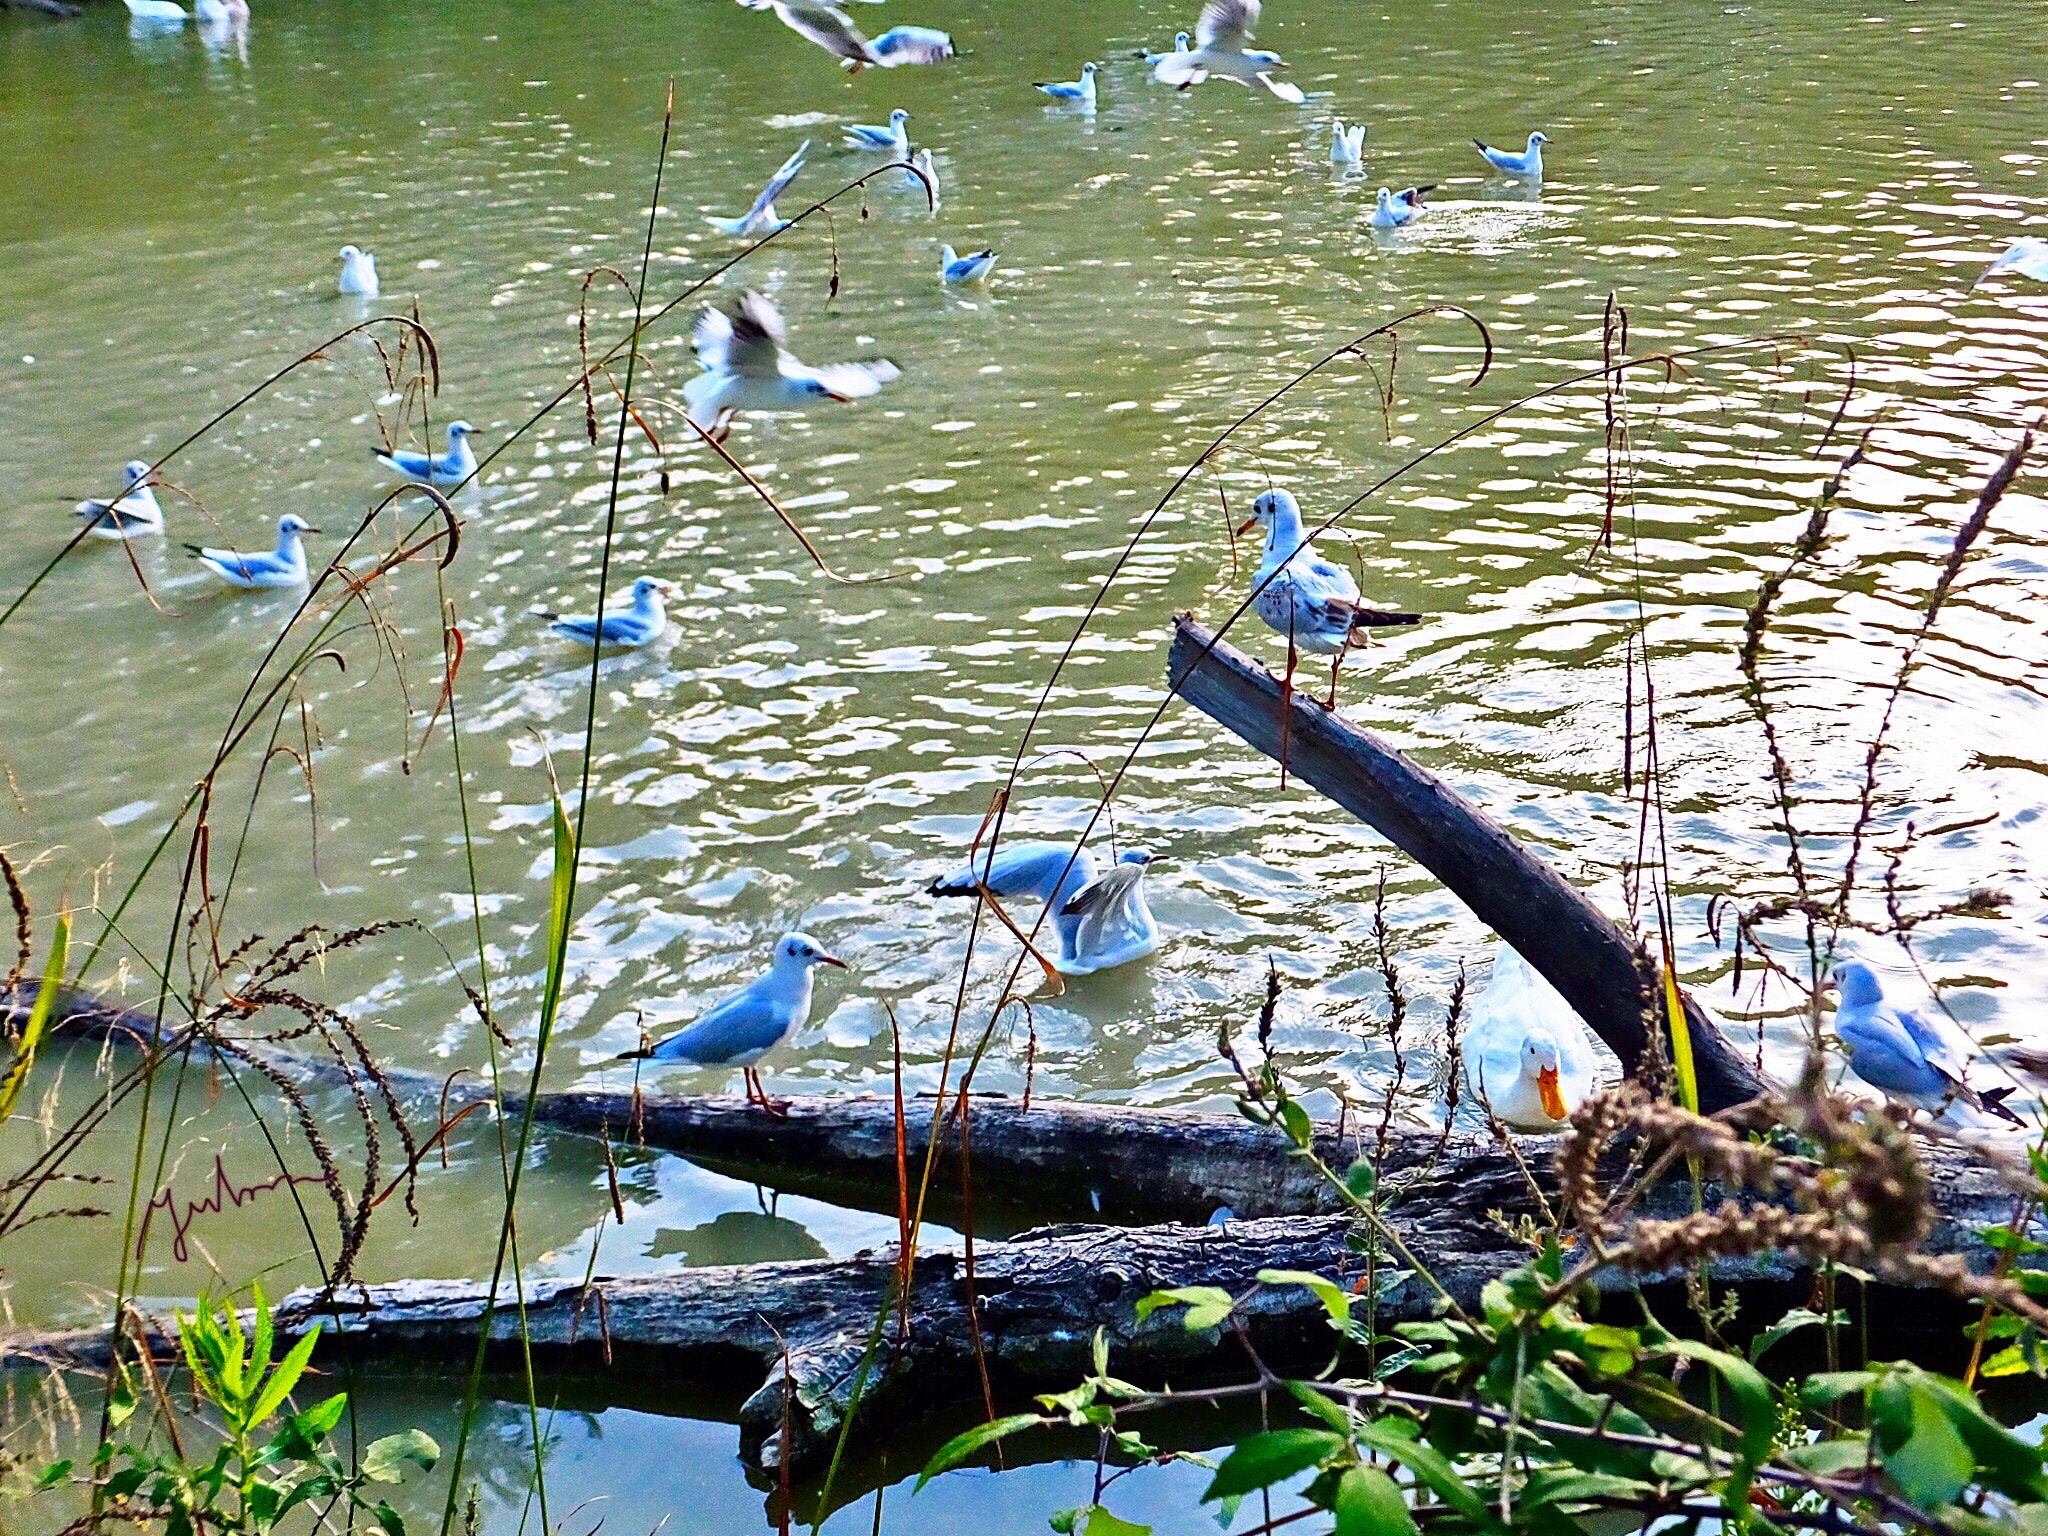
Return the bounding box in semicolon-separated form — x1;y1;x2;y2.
3;0;2048;1528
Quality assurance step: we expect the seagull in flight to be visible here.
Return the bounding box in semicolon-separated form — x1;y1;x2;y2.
618;932;846;1113
544;576;679;649
76;461;165;540
1239;488;1420;708
1151;0;1304;104
186;513;318;590
940;244;998;283
706;141;810;238
1973;236;2048;288
736;0;952;72
683;290;899;440
1473;130;1548;178
1367;184;1432;229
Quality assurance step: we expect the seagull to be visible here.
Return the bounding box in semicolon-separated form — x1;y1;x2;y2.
337;244;379;298
843;108;911;155
544;576;679;649
373;421;478;486
1329;121;1364;165
706;141;810;238
1973;236;2048;288
1151;0;1305;105
1036;61;1099;106
1465;942;1601;1130
683;290;899;440
939;244;998;283
1473;130;1548;178
193;0;246;21
1239;487;1420;707
1367;184;1432;229
617;932;846;1113
927;842;1163;976
186;513;318;589
735;0;953;71
1140;30;1190;62
1831;960;2023;1126
75;461;165;540
903;147;940;207
123;0;188;21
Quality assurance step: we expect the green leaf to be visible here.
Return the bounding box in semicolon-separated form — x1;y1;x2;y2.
0;908;67;1123
1081;1508;1151;1536
362;1429;440;1483
1334;1465;1418;1536
246;1323;322;1429
1259;1269;1352;1334
1050;1510;1082;1535
916;1414;1047;1490
1135;1286;1235;1333
1802;1371;1876;1406
535;793;580;1049
1353;1419;1489;1524
1277;1098;1313;1147
374;1498;408;1536
1286;1381;1354;1434
105;1386;136;1430
1750;1307;1847;1365
35;1459;72;1490
1980;1344;2039;1379
1914;1370;2048;1500
248;1285;275;1392
1782;1437;1871;1476
1111;1430;1157;1462
1201;1429;1342;1502
1659;1341;1774;1478
1878;1381;1974;1509
269;1393;348;1460
1344;1159;1378;1201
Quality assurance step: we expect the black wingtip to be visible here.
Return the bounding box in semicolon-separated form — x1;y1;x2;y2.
181;544;205;558
1353;610;1424;628
615;1048;652;1061
1980;1084;2026;1126
1472;138;1489;152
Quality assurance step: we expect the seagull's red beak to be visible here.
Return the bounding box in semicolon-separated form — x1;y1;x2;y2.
819;952;848;969
1538;1065;1567;1121
1235;517;1258;536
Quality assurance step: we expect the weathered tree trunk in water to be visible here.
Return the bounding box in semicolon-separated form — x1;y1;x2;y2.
1166;613;1768;1113
0;0;84;16
6;1133;2017;1479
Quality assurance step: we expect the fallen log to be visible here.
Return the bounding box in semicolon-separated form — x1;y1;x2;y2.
1167;614;1767;1113
5;1125;2017;1480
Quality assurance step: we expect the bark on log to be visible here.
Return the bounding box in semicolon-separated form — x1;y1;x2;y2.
5;1131;2016;1480
0;0;85;16
1166;614;1767;1113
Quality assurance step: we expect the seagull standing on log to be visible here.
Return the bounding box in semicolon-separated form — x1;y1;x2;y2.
1830;960;2023;1127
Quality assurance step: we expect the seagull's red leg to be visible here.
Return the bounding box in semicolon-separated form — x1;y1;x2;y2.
743;1068;763;1108
1325;642;1346;712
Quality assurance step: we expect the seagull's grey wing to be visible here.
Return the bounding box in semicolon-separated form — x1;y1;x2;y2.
1257;72;1304;104
655;985;788;1065
692;305;734;371
929;841;1095;902
764;0;874;63
868;24;954;64
1895;1001;1974;1085
745;140;809;220
1196;0;1258;49
1058;863;1160;973
801;357;900;398
726;293;788;378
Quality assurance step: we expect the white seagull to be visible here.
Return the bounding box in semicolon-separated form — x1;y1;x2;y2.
939;244;998;283
1151;0;1305;105
1239;488;1420;706
1140;30;1190;63
1473;130;1548;178
706;141;810;238
123;0;188;21
927;842;1163;977
544;576;679;649
683;290;899;440
1036;62;1099;106
1465;942;1601;1130
186;513;317;589
1831;960;2022;1126
76;461;165;540
194;0;247;22
618;932;846;1113
374;421;478;486
337;244;379;298
1973;237;2048;288
1367;184;1432;229
843;107;911;156
1329;121;1364;165
735;0;953;71
903;147;940;208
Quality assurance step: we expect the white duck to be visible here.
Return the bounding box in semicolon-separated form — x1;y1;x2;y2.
1465;941;1600;1130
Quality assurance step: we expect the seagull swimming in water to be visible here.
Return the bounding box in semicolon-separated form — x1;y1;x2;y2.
1465;942;1601;1130
122;0;187;22
1329;121;1364;165
543;576;679;649
1367;185;1432;228
186;513;317;589
374;421;478;486
927;842;1163;977
1240;488;1421;707
337;244;379;298
706;141;809;238
1831;960;2023;1126
1036;61;1099;106
843;107;911;155
76;461;165;540
903;147;940;207
1151;0;1305;105
1973;236;2048;288
618;932;846;1113
939;244;998;283
1141;30;1190;62
1473;130;1548;178
684;290;900;441
735;0;952;71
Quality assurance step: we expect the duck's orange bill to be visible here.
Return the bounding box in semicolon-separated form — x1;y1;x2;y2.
1538;1065;1567;1121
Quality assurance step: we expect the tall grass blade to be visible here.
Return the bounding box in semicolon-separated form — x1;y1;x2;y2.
1663;959;1698;1115
0;908;68;1123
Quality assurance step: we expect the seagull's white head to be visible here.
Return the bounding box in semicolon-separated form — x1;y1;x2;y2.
1528;131;1550;147
889;108;909;126
447;420;475;440
1118;848;1155;868
776;931;847;971
1832;961;1884;1009
1175;30;1189;47
122;460;153;488
1237;486;1300;536
630;576;679;603
1082;61;1098;76
277;513;319;537
339;244;362;261
1520;1032;1567;1120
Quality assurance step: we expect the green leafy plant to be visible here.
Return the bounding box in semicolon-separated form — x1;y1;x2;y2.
40;1288;438;1536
